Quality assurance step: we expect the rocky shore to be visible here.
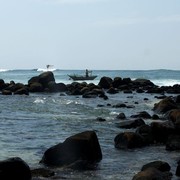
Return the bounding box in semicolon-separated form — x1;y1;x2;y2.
0;71;180;179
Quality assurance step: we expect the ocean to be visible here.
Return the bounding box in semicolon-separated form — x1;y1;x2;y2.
0;68;180;179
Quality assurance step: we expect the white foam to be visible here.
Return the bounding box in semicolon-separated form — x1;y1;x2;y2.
37;68;56;72
152;79;180;86
33;98;45;104
0;69;9;72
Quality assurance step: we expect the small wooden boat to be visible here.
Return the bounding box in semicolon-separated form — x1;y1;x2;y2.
68;74;97;81
68;69;97;81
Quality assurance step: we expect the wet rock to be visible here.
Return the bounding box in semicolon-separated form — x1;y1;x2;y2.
112;77;123;88
116;112;126;120
0;79;7;90
14;87;29;95
114;132;146;149
82;91;98;98
151;114;160;120
130;111;151;119
113;103;127;108
96;117;106;122
153;97;178;114
136;89;144;93
40;131;102;169
166;134;180;151
133;78;155;87
0;157;31;180
136;124;154;144
31;168;55;178
107;87;118;94
132;167;172;180
28;71;56;91
141;161;171;172
57;83;67;92
151;121;175;143
29;82;44;92
146;87;165;94
155;95;167;99
2;90;12;95
116;118;145;129
166;109;180;130
98;76;113;89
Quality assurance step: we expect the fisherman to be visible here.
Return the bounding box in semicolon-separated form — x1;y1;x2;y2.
85;69;89;77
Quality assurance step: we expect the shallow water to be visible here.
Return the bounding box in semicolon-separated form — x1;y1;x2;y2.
1;69;180;179
0;91;179;179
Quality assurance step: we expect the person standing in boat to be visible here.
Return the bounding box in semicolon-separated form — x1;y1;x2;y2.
85;69;89;77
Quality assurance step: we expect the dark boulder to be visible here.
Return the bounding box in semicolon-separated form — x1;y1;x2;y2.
0;79;7;90
98;76;113;89
57;83;67;92
116;112;126;120
0;157;31;180
166;134;180;151
2;90;12;95
40;131;102;169
112;77;123;88
153;97;178;114
132;167;172;180
150;121;175;143
4;83;27;92
114;132;146;149
14;87;29;95
47;81;60;92
107;87;118;94
141;161;171;172
31;168;55;178
167;109;180;130
38;71;55;87
130;111;151;119
29;82;44;92
136;124;154;144
28;71;56;91
133;78;155;87
96;117;106;122
116;119;145;129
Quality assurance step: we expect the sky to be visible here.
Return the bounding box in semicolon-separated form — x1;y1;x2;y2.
0;0;180;70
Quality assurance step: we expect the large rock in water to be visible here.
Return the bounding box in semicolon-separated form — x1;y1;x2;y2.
132;167;172;180
132;160;172;180
114;132;146;149
98;76;113;89
40;131;102;169
153;97;178;114
0;157;31;180
28;71;56;92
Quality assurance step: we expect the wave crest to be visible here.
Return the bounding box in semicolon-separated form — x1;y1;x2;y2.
0;69;10;72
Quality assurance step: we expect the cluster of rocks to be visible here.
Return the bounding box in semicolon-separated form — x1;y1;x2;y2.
0;131;102;179
113;95;180;179
1;71;180;179
1;71;180;96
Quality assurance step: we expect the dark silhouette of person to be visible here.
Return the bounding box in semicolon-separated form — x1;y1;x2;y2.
85;69;89;77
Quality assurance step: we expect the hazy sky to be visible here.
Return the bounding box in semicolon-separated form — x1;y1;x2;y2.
0;0;180;70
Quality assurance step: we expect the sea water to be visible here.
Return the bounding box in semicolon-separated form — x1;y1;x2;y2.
0;69;180;179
